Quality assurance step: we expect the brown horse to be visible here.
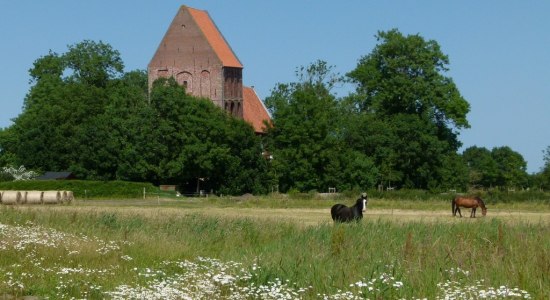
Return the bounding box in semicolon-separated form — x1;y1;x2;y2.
452;196;487;218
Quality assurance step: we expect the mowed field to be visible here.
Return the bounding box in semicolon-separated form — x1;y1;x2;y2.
37;197;550;226
1;196;548;299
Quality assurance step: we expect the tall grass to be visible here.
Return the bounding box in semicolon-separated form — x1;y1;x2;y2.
0;205;547;299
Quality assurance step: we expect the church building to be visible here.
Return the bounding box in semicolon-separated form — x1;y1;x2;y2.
148;5;270;133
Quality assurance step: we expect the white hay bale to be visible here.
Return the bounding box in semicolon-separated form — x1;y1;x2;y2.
2;191;22;205
43;191;61;204
25;191;44;204
61;191;74;204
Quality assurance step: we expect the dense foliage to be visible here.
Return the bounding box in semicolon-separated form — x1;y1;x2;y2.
264;61;378;192
535;145;550;190
147;78;268;194
0;33;543;193
345;29;471;190
0;41;267;195
463;146;528;189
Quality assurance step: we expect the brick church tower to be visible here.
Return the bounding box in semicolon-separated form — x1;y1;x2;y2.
148;5;270;133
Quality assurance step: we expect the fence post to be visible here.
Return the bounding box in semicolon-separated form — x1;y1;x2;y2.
143;188;146;200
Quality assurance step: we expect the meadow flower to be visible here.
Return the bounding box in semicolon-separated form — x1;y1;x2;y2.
0;222;537;299
121;255;133;261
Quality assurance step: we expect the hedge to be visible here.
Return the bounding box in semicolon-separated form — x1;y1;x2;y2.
0;180;158;199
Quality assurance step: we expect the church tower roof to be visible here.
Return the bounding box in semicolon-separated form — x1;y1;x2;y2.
185;6;243;68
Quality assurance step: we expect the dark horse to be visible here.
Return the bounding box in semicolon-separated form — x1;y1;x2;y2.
331;194;368;222
452;196;487;218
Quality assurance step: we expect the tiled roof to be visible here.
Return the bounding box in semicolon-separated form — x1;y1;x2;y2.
186;6;243;68
243;86;271;134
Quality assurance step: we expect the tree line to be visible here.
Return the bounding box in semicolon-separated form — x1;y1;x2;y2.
1;30;549;194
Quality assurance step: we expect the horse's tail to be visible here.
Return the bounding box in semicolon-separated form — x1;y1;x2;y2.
451;197;456;216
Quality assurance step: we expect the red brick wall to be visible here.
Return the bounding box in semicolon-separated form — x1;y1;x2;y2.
148;7;226;108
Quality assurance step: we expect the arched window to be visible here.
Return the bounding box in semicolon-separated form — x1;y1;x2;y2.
176;71;193;92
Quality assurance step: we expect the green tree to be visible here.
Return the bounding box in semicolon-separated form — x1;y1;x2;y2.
346;29;470;190
462;146;499;188
347;29;470;128
12;44;166;182
11;41;124;175
537;146;550;189
73;70;157;181
463;146;528;189
27;51;64;86
63;40;124;87
0;127;18;168
491;146;528;188
149;77;267;194
265;61;378;192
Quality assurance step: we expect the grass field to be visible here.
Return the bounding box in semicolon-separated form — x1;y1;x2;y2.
0;196;548;299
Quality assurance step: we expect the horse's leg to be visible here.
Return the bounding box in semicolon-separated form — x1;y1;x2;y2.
451;199;458;217
470;207;476;218
457;206;462;217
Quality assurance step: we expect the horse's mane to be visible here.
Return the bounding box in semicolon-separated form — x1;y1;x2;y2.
475;196;486;206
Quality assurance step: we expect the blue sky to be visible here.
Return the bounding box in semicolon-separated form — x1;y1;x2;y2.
1;1;548;173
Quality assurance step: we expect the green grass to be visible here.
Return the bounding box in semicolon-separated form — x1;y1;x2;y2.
0;201;547;299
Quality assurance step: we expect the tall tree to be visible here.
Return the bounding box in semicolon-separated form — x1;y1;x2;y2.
347;29;470;128
346;29;470;190
463;146;528;189
491;146;528;188
63;40;124;87
149;77;267;194
0;127;18;167
265;61;378;192
11;41;125;175
462;146;499;188
539;146;550;189
73;70;156;180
